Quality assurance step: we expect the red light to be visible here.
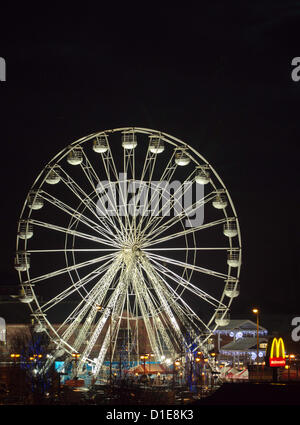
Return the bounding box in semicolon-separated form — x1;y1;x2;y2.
269;357;286;367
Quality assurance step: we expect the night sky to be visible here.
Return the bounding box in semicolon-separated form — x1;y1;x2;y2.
0;2;299;324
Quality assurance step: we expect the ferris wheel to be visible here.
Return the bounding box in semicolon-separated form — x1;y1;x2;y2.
14;127;241;377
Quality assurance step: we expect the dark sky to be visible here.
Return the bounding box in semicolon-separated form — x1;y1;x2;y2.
0;2;299;321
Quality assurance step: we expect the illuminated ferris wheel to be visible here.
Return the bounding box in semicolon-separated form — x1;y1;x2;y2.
14;127;241;377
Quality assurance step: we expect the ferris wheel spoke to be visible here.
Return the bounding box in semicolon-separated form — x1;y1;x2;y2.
81;272;128;374
151;268;213;334
140;258;185;345
98;145;135;240
144;247;231;252
142;218;227;248
139;167;196;238
64;257;123;349
122;147;138;241
136;150;179;237
39;190;121;247
56;166;123;242
140;288;179;354
23;252;117;285
61;257;123;342
78;150;128;241
132;268;164;356
132;147;158;233
147;256;226;309
149;270;210;336
27;248;120;253
147;251;228;280
40;255;118;313
141;191;216;246
28;219;115;247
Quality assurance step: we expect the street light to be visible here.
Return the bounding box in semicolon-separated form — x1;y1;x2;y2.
252;308;260;381
252;308;259;366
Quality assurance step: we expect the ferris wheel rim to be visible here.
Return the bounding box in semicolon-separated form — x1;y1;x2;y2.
15;126;242;369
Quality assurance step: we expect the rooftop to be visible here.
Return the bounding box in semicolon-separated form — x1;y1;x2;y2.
220;337;268;352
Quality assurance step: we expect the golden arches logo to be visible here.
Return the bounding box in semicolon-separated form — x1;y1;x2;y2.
270;337;285;359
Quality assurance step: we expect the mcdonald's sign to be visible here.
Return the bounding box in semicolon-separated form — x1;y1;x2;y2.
269;337;286;367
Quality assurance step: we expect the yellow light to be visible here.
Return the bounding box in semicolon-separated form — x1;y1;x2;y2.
252;308;259;314
210;352;216;357
195;357;201;362
289;354;295;359
175;361;180;366
270;337;285;359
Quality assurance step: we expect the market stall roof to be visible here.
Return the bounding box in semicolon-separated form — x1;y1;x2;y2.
212;319;267;333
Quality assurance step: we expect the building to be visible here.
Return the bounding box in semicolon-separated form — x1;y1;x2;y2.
212;319;268;367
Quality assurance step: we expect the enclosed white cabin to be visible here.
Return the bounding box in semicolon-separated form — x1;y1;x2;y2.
212;190;227;209
28;191;44;210
18;220;33;240
67;148;83;165
45;166;61;184
93;135;108;153
195;165;210;184
215;310;230;326
224;279;240;298
227;250;241;268
175;149;190;166
122;131;137;149
14;252;30;272
17;285;33;303
149;136;164;154
223;219;238;237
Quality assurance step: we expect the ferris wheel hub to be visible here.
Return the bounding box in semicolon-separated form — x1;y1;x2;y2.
122;243;143;263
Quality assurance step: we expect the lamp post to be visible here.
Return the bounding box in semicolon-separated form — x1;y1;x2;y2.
252;308;260;379
195;357;201;391
210;353;216;390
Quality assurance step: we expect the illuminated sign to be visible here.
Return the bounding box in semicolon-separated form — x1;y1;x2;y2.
269;337;286;367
